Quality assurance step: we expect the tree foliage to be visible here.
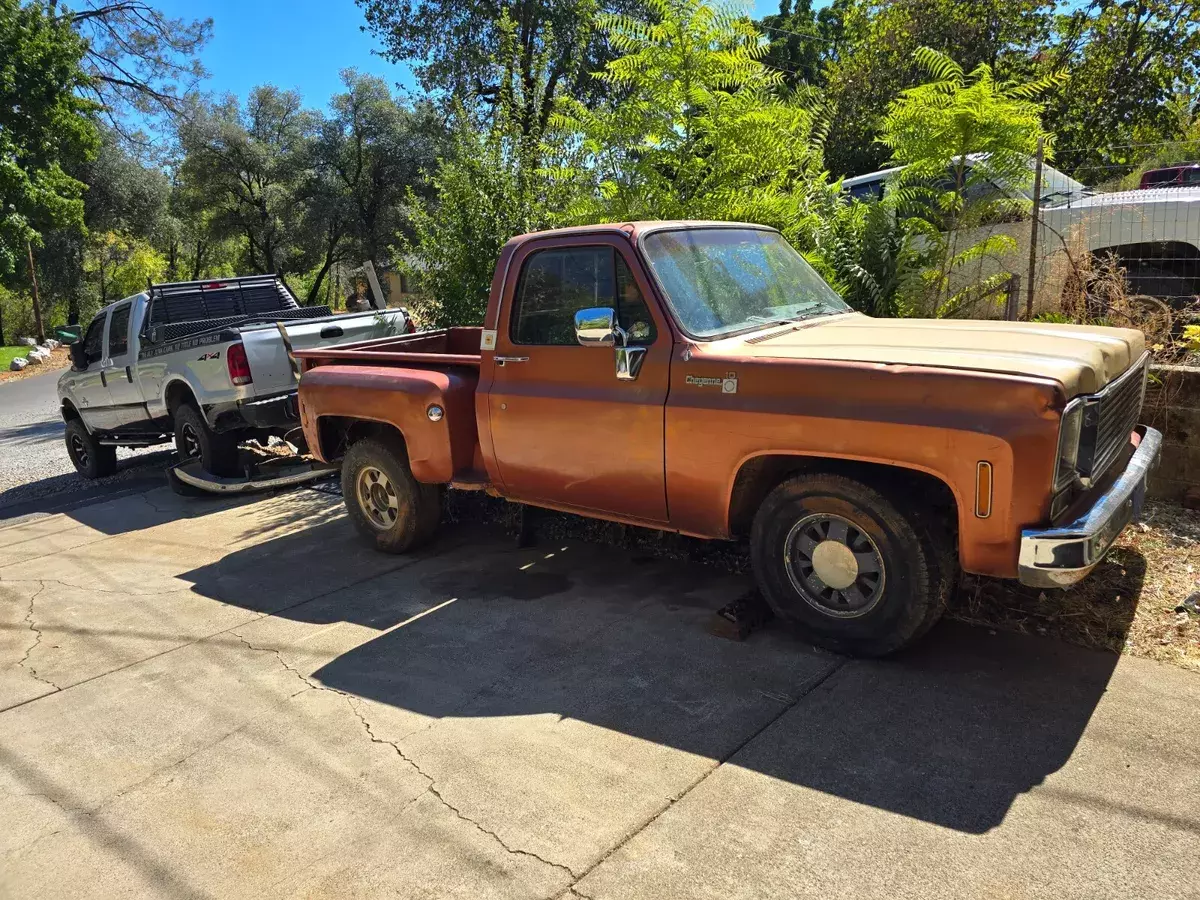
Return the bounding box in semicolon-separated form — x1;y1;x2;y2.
822;0;1053;176
555;0;836;247
1046;0;1200;180
0;0;98;274
880;47;1062;316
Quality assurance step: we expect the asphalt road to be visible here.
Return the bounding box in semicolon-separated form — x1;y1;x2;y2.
0;370;169;517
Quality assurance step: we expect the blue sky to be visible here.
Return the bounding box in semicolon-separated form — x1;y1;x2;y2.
156;0;784;110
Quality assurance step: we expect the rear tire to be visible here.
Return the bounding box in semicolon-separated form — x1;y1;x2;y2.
750;474;948;657
173;403;241;477
341;435;441;554
65;418;117;479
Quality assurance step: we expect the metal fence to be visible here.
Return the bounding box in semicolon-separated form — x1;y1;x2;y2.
946;139;1200;336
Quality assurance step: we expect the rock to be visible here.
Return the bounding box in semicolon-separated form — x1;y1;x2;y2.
9;357;27;372
1176;592;1200;616
45;339;60;350
25;349;47;365
18;337;37;347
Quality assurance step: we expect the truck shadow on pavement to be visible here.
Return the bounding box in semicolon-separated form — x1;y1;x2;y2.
181;512;1142;836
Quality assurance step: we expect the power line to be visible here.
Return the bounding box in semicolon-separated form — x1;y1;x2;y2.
757;21;836;45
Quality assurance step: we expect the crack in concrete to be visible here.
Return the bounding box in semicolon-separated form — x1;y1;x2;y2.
345;695;580;881
232;629;577;880
16;581;60;692
557;658;848;900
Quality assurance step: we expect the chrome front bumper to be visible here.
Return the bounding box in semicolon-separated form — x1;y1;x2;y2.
1018;426;1162;588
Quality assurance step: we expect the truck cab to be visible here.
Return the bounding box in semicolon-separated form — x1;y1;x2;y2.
297;221;1160;657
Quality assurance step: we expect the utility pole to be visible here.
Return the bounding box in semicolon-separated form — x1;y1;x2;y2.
1025;136;1045;321
25;239;46;344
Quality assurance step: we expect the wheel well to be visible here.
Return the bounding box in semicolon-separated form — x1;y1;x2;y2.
728;455;959;539
60;399;81;422
1090;241;1200;283
165;381;198;416
316;416;405;461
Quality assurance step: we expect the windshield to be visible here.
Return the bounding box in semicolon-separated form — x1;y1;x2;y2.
641;228;850;338
1027;163;1089;204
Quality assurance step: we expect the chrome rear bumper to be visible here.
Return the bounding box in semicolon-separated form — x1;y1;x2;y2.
1018;426;1161;588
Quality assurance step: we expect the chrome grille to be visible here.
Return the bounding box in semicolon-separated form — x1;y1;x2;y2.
1078;356;1147;484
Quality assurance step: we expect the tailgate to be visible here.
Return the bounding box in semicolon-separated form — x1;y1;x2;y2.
239;310;410;396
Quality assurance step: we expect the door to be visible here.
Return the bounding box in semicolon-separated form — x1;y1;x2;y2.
101;302;148;428
487;239;672;522
70;314;113;431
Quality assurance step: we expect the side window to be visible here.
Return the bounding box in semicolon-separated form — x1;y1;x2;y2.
615;254;656;344
82;315;106;366
107;304;131;358
511;247;614;345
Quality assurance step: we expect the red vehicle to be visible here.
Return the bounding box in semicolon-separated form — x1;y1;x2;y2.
295;221;1157;657
1139;163;1200;189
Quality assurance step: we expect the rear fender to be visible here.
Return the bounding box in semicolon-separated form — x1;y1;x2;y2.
299;365;479;483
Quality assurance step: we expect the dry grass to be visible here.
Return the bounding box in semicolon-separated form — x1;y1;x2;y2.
444;492;1200;670
954;501;1200;671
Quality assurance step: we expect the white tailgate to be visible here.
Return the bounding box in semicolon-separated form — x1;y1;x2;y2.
239;310;409;397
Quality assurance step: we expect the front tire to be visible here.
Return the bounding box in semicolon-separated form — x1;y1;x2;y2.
173;403;241;477
751;474;947;657
65;418;117;479
341;435;441;554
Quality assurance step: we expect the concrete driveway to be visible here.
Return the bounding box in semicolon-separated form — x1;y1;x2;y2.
1;487;1197;899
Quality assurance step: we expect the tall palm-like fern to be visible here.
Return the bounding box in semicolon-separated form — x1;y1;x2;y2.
550;0;837;248
880;47;1064;317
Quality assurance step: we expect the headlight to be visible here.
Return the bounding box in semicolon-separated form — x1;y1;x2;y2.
1055;399;1084;489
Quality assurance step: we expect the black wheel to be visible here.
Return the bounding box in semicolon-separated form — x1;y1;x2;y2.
64;418;117;479
750;474;948;657
173;403;241;477
341;435;441;554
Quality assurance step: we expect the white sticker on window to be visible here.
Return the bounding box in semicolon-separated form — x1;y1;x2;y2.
480;330;497;351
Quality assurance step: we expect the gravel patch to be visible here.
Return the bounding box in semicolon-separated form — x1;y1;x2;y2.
0;370;170;514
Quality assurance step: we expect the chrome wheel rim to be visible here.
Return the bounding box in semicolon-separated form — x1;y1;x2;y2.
70;434;89;468
180;423;201;460
784;513;886;618
357;466;399;531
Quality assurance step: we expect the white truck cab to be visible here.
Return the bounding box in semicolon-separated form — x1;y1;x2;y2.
58;275;411;479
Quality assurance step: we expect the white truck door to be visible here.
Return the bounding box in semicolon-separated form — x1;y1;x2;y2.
71;313;114;431
101;301;149;428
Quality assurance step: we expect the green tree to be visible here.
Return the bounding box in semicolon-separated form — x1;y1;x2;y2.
1045;1;1200;181
823;0;1053;177
880;47;1060;316
402;7;583;326
177;88;328;298
358;0;621;137
555;0;836;247
316;71;445;276
757;0;849;89
0;0;99;342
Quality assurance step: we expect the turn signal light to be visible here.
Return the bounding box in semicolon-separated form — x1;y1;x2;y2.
975;461;993;519
227;342;253;386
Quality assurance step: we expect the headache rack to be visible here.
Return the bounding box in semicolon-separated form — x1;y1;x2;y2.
146;275;300;325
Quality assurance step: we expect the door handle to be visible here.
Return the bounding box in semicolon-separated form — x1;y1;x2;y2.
494;356;529;366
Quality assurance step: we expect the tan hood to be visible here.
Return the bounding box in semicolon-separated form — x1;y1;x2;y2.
731;314;1144;396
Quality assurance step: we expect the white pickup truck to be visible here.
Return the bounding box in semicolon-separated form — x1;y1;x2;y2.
58;275;411;479
842;158;1200;312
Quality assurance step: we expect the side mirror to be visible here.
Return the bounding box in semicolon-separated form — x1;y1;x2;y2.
69;341;87;371
574;307;619;346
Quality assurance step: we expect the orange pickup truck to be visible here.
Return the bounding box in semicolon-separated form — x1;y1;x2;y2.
296;221;1161;656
